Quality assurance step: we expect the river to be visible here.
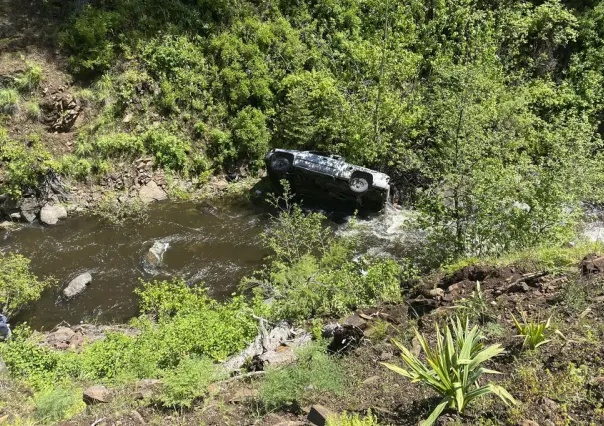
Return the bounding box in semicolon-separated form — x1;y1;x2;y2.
1;200;270;329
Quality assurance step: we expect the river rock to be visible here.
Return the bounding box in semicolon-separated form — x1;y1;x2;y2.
63;272;92;298
19;197;41;223
143;241;169;271
83;385;111;404
40;204;68;225
138;180;167;203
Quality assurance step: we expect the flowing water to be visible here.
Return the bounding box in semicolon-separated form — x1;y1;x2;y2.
1;200;270;330
0;194;422;330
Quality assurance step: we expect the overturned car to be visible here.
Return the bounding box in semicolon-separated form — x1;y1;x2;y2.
264;148;391;211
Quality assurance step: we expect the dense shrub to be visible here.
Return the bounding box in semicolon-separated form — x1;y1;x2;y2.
256;186;411;320
90;133;145;158
0;252;55;318
158;356;225;408
59;6;121;74
142;129;191;170
231;106;270;167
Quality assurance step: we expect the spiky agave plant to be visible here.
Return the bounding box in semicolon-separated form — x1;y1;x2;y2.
382;316;516;426
511;310;551;350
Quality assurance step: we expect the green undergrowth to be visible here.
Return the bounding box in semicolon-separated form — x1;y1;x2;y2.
442;241;604;275
0;279;269;393
258;341;346;411
245;184;416;321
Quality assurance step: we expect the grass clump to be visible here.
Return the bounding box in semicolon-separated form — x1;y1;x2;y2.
259;342;345;411
15;63;44;93
327;411;382;426
382;316;516;426
24;102;41;122
456;281;491;323
33;386;85;425
158;356;225;409
512;311;551;350
0;89;20;115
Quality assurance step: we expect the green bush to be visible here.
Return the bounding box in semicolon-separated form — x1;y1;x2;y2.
91;133;145;158
208;128;236;166
60;155;92;180
0;89;20;115
59;6;121;74
159;356;224;408
257;186;407;320
231;106;270;167
0;326;70;390
33;386;84;424
0;135;54;197
259;342;345;410
142;129;190;170
0;252;56;318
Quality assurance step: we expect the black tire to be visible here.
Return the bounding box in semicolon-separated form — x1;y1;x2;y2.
349;173;370;193
271;155;292;174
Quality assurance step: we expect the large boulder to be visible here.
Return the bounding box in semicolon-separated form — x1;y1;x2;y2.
63;272;92;298
138;180;167;203
19;197;41;223
40;204;68;225
143;241;169;273
83;385;111;404
581;253;604;276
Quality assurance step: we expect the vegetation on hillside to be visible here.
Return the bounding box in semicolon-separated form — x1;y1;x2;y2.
1;0;604;263
3;0;604;424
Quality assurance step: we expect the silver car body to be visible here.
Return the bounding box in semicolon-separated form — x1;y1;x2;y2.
265;148;391;209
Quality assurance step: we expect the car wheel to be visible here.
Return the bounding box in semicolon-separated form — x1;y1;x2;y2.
349;174;369;193
271;155;291;173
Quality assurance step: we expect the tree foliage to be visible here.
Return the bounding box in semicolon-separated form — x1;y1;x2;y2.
36;0;604;261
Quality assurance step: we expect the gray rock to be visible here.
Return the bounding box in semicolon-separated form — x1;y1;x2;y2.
307;405;336;426
40;204;68;225
63;273;92;298
9;212;21;220
258;347;297;366
47;327;75;346
138;180;167;203
143;241;169;272
19;197;41;223
83;385;111;404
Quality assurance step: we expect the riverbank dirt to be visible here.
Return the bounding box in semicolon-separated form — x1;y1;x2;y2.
9;255;602;425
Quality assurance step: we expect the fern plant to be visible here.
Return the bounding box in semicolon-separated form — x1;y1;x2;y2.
511;311;551;350
382;316;516;426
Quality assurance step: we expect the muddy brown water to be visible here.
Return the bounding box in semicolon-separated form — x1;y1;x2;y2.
1;201;269;330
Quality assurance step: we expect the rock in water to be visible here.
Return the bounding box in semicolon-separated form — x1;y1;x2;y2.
143;241;169;272
138;180;167;203
40;204;68;225
19;197;41;223
63;272;92;298
83;385;111;404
